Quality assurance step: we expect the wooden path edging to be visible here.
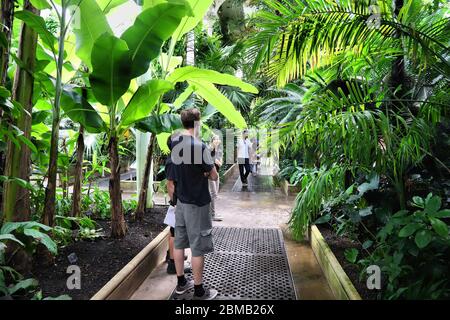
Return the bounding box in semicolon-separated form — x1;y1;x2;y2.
90;227;170;300
310;225;362;300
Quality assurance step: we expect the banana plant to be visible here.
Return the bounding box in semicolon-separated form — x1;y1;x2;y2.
133;0;259;218
66;1;193;237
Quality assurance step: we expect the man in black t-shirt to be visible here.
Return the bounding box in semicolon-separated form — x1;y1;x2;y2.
171;108;219;300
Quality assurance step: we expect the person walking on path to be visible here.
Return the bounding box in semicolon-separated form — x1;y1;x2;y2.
171;108;219;300
208;135;223;221
237;129;252;186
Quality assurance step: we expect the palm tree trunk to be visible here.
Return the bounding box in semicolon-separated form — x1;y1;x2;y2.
43;4;66;227
136;134;156;220
109;134;127;237
70;126;84;217
0;0;15;213
0;0;14;86
2;0;38;223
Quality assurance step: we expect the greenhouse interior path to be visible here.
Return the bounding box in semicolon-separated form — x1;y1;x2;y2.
130;161;334;300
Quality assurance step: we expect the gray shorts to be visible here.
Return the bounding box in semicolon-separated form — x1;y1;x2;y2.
174;201;214;257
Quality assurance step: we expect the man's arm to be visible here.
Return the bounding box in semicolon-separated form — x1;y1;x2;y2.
167;179;175;201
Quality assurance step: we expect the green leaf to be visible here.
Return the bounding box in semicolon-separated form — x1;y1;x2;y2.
135;113;182;135
15;11;56;53
415;229;432;248
8;278;38;295
61;86;105;133
143;0;167;9
0;234;25;247
189;80;247;129
357;174;379;195
156;132;171;154
34;99;52;111
97;0;128;13
121;3;189;78
171;0;211;43
362;240;373;250
0;31;7;48
120;80;174;127
344;248;358;264
173;85;194;109
18;135;38;153
429;217;449;238
314;213;331;224
0;86;11;98
167;66;259;94
398;223;422;238
23;229;57;255
89;33;132;106
425;195;441;215
30;0;51;10
412;196;424;208
72;0;113;69
432;209;450;219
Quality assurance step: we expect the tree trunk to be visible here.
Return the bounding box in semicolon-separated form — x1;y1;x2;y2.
136;134;156;221
109;135;127;237
2;0;38;223
0;0;14;87
70;126;84;217
43;5;66;227
0;0;15;215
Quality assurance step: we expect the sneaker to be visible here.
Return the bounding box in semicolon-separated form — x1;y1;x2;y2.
175;279;194;295
212;215;223;222
193;288;218;300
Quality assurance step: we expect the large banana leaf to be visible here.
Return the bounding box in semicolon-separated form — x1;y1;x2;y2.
60;86;106;133
190;80;247;129
89;33;132;107
97;0;128;13
143;0;167;9
30;0;51;10
120;79;174;127
72;0;113;69
15;10;56;54
167;66;259;93
135;113;182;135
120;2;190;78
171;0;214;43
173;85;195;108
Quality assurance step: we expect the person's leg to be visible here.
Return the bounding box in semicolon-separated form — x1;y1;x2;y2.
238;158;245;182
208;179;217;217
174;203;194;293
191;255;204;285
188;203;217;299
174;247;185;276
210;180;222;221
244;158;251;181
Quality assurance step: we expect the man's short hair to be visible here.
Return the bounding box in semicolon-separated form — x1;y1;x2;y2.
180;108;201;129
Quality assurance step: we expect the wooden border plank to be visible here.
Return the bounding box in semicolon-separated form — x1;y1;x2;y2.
310;225;362;300
91;227;170;300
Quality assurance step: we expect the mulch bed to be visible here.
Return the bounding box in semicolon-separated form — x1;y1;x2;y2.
31;205;168;300
317;225;379;300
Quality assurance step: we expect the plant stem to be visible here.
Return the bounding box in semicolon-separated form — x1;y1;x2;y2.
43;0;66;226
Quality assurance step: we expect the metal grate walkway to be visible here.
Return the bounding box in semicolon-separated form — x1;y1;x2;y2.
171;227;296;300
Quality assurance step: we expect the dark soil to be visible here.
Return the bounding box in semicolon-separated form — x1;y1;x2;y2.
317;225;379;300
31;205;168;300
